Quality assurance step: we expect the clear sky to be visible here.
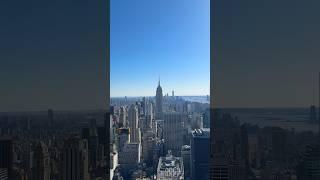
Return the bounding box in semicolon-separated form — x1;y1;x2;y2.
110;0;210;97
213;0;320;108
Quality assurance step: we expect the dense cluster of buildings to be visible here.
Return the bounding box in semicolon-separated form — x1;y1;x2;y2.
110;80;210;180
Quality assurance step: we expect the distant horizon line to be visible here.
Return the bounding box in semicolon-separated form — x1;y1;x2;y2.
0;106;316;114
110;94;210;98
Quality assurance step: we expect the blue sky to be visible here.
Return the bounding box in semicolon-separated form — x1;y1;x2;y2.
111;0;210;97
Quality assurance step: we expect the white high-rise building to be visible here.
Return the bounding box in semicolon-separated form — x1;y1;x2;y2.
128;104;141;143
119;106;127;126
146;101;154;129
110;151;118;180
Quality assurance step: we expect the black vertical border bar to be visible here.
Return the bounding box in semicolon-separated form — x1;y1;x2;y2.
209;0;214;179
106;0;110;179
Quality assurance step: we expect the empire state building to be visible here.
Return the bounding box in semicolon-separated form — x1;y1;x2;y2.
155;79;163;119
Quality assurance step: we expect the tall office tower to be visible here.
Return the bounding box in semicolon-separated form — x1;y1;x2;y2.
142;97;147;115
32;142;50;180
128;104;141;143
181;145;191;179
0;138;13;179
156;151;184;180
61;137;89;180
190;128;210;180
155;80;163;120
118;143;141;165
142;130;156;165
163;112;184;156
154;120;164;138
146;101;154;129
135;101;142;115
117;128;130;152
119;106;127;127
48;109;53;127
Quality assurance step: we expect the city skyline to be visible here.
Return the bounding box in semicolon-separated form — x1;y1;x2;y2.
110;79;209;98
110;0;210;97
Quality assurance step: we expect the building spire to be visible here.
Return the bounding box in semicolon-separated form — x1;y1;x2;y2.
158;76;161;86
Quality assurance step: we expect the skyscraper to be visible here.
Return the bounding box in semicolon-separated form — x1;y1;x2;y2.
128;104;141;143
119;106;127;127
156;80;163;120
146;101;154;130
163;112;184;156
142;130;156;165
191;128;210;180
181;145;191;179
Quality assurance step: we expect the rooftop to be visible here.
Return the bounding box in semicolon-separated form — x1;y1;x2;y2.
192;128;210;138
158;151;183;173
